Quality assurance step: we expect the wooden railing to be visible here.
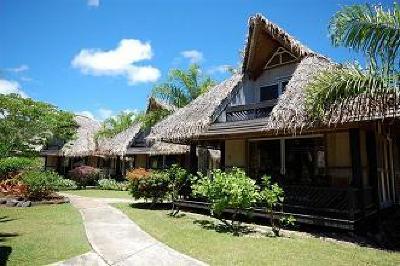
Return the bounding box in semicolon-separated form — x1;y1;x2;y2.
225;100;277;122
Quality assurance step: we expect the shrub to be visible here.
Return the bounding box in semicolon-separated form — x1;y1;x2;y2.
126;168;150;181
21;170;63;199
0;157;40;179
163;164;188;215
98;178;129;191
56;178;78;191
192;168;259;234
68;166;101;188
129;171;170;206
259;176;295;236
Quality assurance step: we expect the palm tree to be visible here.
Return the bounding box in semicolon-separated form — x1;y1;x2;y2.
152;64;216;108
96;111;136;139
305;3;400;119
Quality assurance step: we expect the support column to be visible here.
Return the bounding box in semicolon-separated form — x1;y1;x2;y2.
349;128;364;218
190;144;198;174
220;141;225;171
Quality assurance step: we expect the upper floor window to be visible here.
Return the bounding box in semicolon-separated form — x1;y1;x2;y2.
259;80;289;102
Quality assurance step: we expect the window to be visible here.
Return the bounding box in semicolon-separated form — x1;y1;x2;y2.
259;80;289;102
260;84;279;101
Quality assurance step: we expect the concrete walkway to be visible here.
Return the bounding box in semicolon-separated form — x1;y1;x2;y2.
55;194;206;266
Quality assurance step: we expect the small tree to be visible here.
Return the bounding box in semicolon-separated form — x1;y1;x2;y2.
164;164;188;216
259;176;295;237
192;168;259;235
68;166;101;189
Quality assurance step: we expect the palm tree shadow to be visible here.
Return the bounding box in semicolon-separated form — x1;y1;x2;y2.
193;219;256;235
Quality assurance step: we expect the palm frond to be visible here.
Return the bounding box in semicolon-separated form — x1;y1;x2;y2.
305;64;393;119
329;3;400;67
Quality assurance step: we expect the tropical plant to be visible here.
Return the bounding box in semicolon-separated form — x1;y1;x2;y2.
21;170;63;199
129;171;170;206
163;164;188;215
95;111;136;139
192;168;259;235
68;166;101;188
98;178;129;191
0;157;41;179
259;176;295;237
305;3;400;119
56;178;78;191
134;108;171;130
0;94;76;158
125;168;151;181
151;64;216;108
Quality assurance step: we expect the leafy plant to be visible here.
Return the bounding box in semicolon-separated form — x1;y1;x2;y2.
0;157;41;179
0;94;76;158
126;168;151;181
192;168;259;235
152;64;216;108
68;166;101;188
98;178;129;191
21;170;63;199
0;179;28;197
56;178;78;191
305;3;400;120
259;176;295;237
163;164;188;215
129;171;170;206
95;111;137;139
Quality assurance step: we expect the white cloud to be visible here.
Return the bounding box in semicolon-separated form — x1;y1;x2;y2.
6;64;29;73
98;108;113;120
87;0;99;7
71;39;161;85
181;50;204;64
207;64;231;75
75;108;114;121
0;79;28;98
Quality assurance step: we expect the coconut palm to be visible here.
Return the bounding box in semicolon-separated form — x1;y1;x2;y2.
151;64;215;108
96;111;136;139
305;3;400;118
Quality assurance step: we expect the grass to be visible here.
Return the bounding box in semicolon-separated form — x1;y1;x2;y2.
115;203;400;266
0;204;90;266
62;189;131;199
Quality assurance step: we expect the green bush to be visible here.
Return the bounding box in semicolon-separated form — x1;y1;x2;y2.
56;178;78;191
192;168;259;234
129;171;170;205
98;178;129;191
21;170;63;199
0;157;41;179
163;164;189;215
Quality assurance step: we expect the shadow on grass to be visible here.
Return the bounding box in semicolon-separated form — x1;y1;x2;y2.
0;216;17;266
128;202;171;210
193;219;256;236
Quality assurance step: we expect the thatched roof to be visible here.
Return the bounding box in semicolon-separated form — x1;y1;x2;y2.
242;14;324;79
96;122;142;157
147;96;177;112
62;115;101;157
126;141;188;156
147;74;243;143
264;55;334;133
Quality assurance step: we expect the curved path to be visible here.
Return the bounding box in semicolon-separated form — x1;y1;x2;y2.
55;194;206;266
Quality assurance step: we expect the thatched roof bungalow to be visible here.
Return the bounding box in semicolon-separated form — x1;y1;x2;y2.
148;14;400;230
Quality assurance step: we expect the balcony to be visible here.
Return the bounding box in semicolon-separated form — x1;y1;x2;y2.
225;99;277;122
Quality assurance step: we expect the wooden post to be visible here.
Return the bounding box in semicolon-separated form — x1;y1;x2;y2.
349;128;364;218
44;156;48;171
366;130;379;210
190;144;198;174
220;141;225;171
116;156;121;178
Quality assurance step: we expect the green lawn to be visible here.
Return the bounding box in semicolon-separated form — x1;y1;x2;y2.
62;189;131;199
116;204;400;266
0;204;90;266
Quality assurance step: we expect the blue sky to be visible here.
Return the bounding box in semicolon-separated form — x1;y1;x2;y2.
0;0;387;120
